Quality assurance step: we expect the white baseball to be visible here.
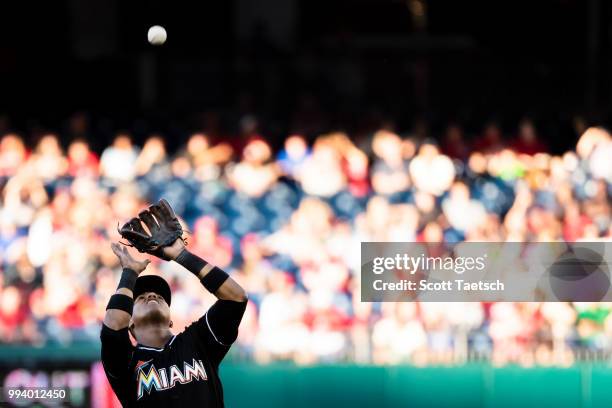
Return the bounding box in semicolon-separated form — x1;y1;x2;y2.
147;25;167;45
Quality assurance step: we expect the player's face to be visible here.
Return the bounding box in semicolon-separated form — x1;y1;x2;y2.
132;291;171;326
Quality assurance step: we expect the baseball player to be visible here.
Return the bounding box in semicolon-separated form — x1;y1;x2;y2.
100;199;247;407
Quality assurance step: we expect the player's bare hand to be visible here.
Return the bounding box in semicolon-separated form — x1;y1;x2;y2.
111;242;151;273
162;237;186;261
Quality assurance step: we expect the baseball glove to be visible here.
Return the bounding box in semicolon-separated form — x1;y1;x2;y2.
118;199;184;260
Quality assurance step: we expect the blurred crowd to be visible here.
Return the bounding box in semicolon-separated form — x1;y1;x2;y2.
0;118;610;367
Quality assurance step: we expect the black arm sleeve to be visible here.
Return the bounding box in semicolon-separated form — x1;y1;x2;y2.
175;250;230;293
185;299;248;366
100;324;134;404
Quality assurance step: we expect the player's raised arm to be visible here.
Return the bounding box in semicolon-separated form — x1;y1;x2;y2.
166;236;248;350
100;243;151;405
164;237;248;302
164;236;248;350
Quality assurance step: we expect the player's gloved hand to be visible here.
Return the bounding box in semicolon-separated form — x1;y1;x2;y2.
118;198;185;261
110;242;150;274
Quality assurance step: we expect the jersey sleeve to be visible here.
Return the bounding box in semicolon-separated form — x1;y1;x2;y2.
100;323;135;404
184;299;247;366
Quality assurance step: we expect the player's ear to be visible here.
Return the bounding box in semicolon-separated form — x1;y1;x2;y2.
169;320;173;328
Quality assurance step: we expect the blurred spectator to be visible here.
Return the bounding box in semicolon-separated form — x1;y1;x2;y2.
355;196;392;241
67;139;99;178
582;179;610;235
188;216;233;269
409;140;455;196
0;286;24;341
588;137;612;183
473;121;504;153
135;135;168;177
227;138;278;197
234;234;273;301
0;133;27;178
344;147;369;197
186;132;233;181
277;134;310;177
372;303;426;364
442;181;487;234
256;271;309;362
510;119;547;155
297;135;346;197
99;133;139;183
576;127;609;161
442;123;469;160
562;201;593;242
31;134;68;182
371;130;410;196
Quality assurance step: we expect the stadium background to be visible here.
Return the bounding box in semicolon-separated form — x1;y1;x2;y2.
0;1;612;407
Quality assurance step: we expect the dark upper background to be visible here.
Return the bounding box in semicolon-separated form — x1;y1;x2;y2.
0;0;610;152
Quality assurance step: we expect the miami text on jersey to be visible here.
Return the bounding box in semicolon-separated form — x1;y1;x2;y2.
136;359;208;400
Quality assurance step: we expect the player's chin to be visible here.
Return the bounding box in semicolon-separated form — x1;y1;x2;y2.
142;307;169;323
153;301;171;313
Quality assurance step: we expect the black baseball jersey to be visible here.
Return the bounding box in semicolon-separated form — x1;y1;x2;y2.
100;299;247;407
